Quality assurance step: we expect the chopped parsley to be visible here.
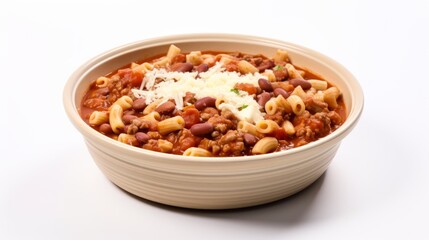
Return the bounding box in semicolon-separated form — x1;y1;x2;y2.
273;65;283;71
230;88;240;95
239;104;248;111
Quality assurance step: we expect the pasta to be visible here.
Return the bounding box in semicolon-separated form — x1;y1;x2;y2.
118;133;137;145
285;63;304;79
89;111;108;125
252;137;279;154
113;96;133;110
237;60;259;74
109;104;125;134
186;51;203;65
256;120;280;134
183;147;213;157
273;49;289;63
80;45;346;157
237;120;264;138
95;77;110;88
291;85;307;100
287;95;306;115
324;87;341;109
282;120;296;135
308;79;328;90
157;116;185;135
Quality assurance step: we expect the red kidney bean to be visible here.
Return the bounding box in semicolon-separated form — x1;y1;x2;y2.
258;78;273;92
194;97;216;110
257;59;275;72
196;63;209;73
190;122;214;136
289;78;312;90
155;101;176;114
135;132;150;144
132;98;147;111
99;123;113;134
171;62;194;72
273;88;290;99
122;114;138;124
257;92;272;107
243;133;257;146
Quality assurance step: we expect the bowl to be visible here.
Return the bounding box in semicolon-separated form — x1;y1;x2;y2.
63;33;364;209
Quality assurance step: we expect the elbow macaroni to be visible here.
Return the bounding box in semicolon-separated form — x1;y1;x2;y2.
89;111;108;125
157;116;185;135
252;137;279;154
183;147;213;157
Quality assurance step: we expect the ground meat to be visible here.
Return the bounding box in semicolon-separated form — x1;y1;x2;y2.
172;129;200;154
183;92;196;105
327;111;343;126
201;107;219;121
83;98;110;110
294;111;332;141
142;139;173;153
207;115;234;134
217;130;245;156
198;138;221;156
224;62;239;72
273;67;289;81
107;76;125;103
146;131;162;140
127;118;156;134
305;98;328;114
264;112;286;126
198;130;245;156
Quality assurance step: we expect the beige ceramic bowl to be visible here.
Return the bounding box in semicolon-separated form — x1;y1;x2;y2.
64;34;363;209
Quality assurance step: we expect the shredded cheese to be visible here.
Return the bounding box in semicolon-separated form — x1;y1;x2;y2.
131;62;267;123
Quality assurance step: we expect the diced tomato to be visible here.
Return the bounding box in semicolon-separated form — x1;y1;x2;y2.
273;128;288;140
308;119;323;132
181;108;201;128
118;68;143;87
235;83;258;95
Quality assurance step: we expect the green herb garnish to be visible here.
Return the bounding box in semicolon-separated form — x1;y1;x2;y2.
273;65;283;71
230;88;240;95
239;104;248;111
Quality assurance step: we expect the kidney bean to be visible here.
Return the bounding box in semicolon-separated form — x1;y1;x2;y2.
190;122;214;136
99;123;113;134
194;97;216;110
257;92;272;107
155;101;176;114
122;114;138;124
135;132;150;144
196;63;209;73
289;78;311;90
257;59;275;72
132;98;147;112
243;133;258;146
171;62;194;72
258;78;273;92
273;88;290;99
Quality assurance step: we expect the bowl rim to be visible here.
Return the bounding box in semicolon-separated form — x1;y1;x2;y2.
64;33;364;163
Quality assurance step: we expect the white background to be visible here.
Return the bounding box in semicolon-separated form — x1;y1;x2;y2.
1;0;428;239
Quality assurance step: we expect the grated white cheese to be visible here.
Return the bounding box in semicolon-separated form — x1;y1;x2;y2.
131;62;267;124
